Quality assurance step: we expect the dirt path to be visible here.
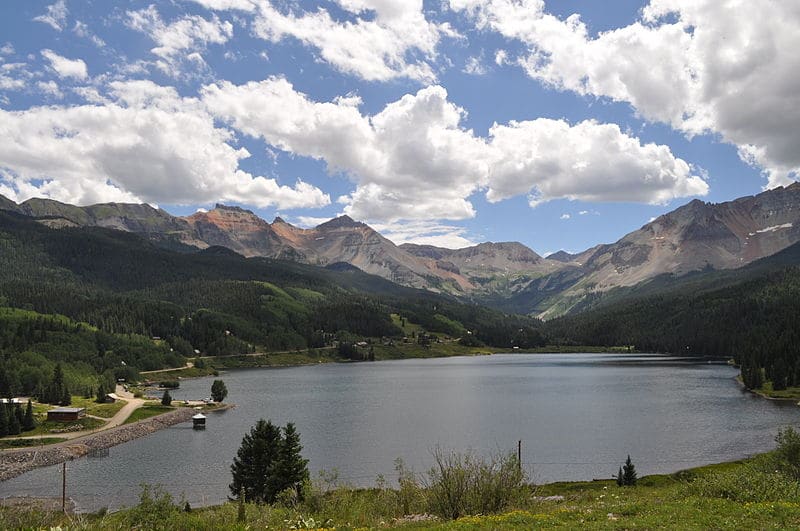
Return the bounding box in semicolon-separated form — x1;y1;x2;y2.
0;407;205;482
103;396;145;429
139;362;194;374
5;385;144;441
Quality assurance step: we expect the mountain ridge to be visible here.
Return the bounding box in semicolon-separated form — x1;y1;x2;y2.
3;183;800;317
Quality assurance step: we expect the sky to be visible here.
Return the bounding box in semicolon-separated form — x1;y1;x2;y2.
0;1;797;255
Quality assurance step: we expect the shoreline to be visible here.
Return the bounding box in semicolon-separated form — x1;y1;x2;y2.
735;376;800;403
142;346;650;382
0;405;233;482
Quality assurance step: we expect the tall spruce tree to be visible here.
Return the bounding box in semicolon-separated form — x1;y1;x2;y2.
229;419;309;503
230;419;283;503
43;363;66;405
23;399;35;431
96;382;106;404
272;423;310;500
60;385;71;406
7;405;20;435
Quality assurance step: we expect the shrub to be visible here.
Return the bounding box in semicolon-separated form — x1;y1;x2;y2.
124;485;178;529
395;458;424;516
773;427;800;480
211;379;227;402
423;447;526;519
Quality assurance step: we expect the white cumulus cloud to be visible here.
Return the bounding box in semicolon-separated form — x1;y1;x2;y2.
33;0;68;31
0;79;330;210
126;5;233;76
370;220;479;248
202;77;707;223
485;119;707;206
196;0;451;82
450;0;800;188
41;49;88;80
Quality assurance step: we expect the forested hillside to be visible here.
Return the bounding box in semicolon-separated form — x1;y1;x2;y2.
0;212;544;397
546;244;800;392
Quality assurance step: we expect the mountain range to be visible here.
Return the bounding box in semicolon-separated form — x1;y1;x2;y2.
2;182;800;318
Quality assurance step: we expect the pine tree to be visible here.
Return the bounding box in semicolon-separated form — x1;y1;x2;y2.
271;423;310;500
7;405;20;435
51;363;65;404
230;419;283;503
161;390;172;406
229;419;309;504
616;466;624;487
622;455;637;486
96;382;107;404
23;399;35;431
60;385;71;406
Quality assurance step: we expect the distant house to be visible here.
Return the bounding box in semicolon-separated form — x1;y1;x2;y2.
105;393;121;403
47;407;86;422
0;398;25;405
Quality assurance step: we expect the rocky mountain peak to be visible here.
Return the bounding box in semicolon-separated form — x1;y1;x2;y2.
211;203;258;215
547;250;578;263
316;215;366;230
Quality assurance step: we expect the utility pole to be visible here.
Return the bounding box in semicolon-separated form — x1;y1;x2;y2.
61;461;66;513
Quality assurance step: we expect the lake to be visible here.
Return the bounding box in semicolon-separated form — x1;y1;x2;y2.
2;353;798;512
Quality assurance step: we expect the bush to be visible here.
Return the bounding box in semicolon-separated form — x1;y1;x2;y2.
124;485;178;529
395;458;424;516
423;447;526;519
773;427;800;480
211;379;227;402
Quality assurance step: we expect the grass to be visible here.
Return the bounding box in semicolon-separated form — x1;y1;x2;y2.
391;313;427;336
0;437;67;449
70;396;127;418
753;381;800;400
122;405;175;424
4;455;800;530
7;415;105;438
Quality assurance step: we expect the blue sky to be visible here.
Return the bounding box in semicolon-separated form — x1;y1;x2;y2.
0;1;797;255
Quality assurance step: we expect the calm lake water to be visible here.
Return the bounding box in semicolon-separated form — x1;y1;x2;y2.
2;353;799;512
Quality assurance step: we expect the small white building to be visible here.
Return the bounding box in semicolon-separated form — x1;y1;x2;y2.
192;413;207;429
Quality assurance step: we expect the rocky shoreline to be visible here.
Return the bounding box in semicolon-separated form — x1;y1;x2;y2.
0;407;202;482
